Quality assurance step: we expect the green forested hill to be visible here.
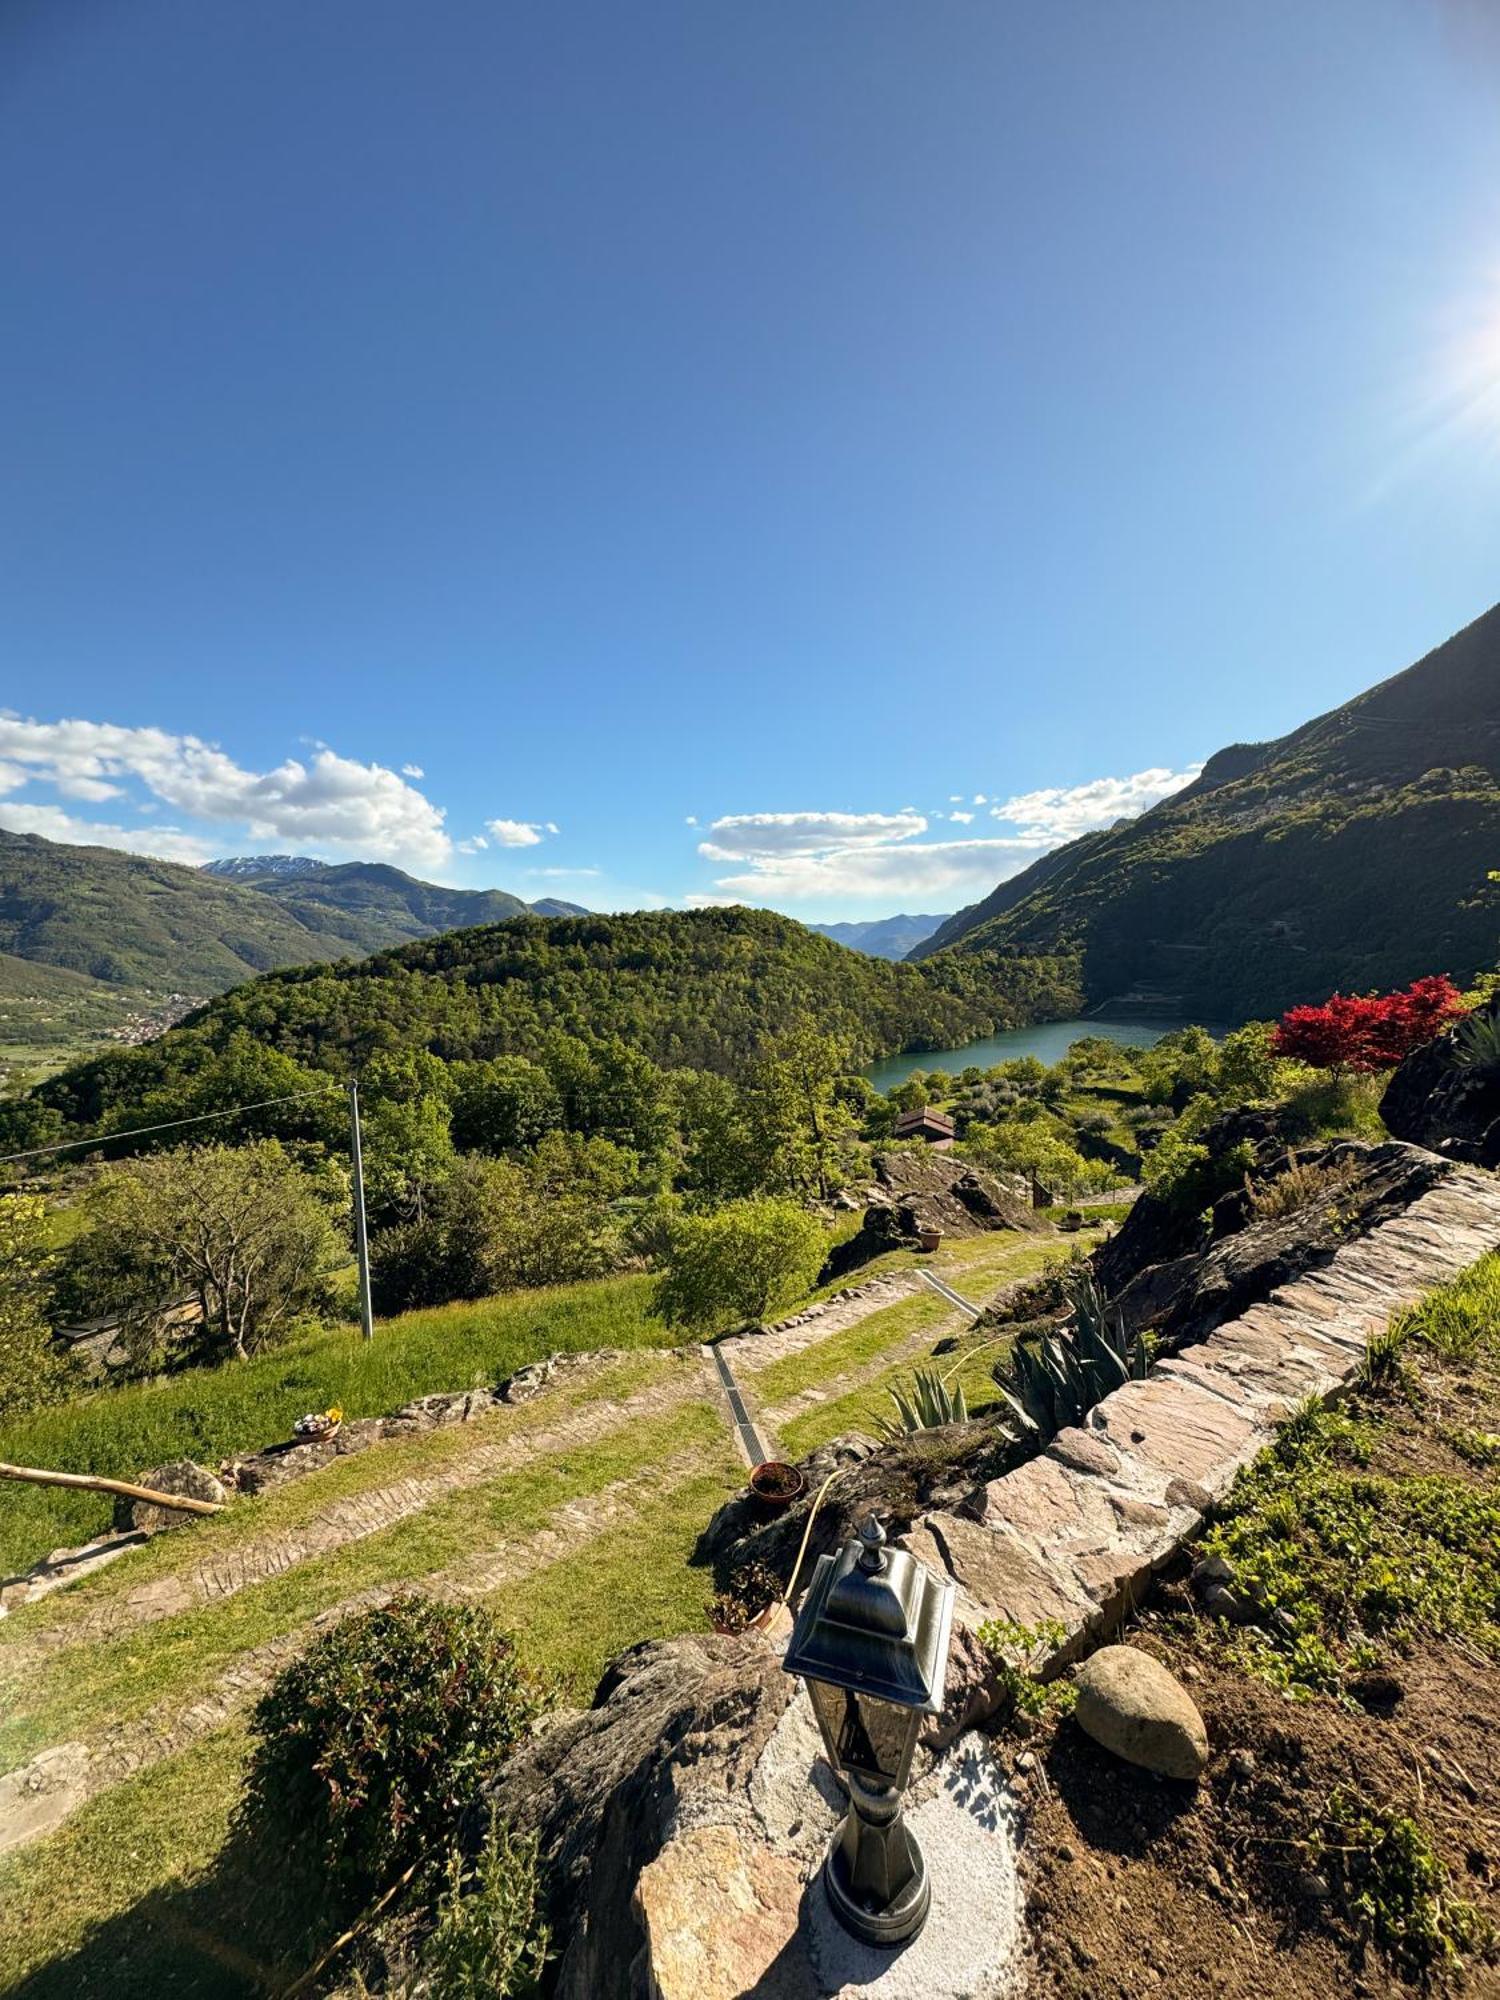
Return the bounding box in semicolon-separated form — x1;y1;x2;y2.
17;908;1080;1138
915;603;1500;1019
0;831;355;992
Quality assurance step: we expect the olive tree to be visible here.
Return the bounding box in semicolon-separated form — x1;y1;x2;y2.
64;1141;341;1364
652;1197;825;1333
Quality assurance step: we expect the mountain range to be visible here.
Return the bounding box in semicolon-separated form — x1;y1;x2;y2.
915;602;1500;1019
0;835;589;1061
809;913;951;960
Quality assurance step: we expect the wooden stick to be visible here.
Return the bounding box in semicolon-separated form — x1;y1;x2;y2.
0;1461;224;1515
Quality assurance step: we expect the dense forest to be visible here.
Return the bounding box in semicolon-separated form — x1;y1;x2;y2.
2;906;1081;1153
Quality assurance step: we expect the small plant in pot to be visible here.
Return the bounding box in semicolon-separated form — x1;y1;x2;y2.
917;1227;944;1253
709;1559;784;1635
749;1459;806;1515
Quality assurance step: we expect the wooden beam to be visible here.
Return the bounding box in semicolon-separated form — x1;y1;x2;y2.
0;1462;224;1515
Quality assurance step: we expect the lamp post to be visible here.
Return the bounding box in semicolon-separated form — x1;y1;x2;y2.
782;1512;955;1947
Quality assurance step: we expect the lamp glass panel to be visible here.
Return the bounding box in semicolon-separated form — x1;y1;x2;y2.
809;1679;915;1787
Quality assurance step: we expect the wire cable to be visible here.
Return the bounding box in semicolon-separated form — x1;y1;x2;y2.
0;1086;342;1165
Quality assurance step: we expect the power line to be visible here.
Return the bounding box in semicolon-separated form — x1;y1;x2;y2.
0;1086;342;1165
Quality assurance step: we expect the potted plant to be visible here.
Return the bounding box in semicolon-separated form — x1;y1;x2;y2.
748;1459;806;1516
292;1405;343;1444
917;1227;944;1253
709;1560;784;1635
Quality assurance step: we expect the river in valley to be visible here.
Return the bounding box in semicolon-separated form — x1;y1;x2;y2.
863;1018;1198;1094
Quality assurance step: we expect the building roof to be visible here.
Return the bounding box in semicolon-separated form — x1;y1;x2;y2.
893;1106;956;1138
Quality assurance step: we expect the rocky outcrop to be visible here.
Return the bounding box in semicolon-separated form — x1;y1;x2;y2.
1072;1645;1208;1780
1381;997;1500;1166
1094;1139;1453;1352
822;1149;1035;1281
476;1627;1026;2000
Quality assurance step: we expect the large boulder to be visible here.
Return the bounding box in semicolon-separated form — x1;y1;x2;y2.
1381;997;1500;1166
111;1459;226;1535
1072;1644;1208;1781
474;1632;807;1999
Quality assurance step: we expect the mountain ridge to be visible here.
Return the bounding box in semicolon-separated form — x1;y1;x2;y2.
913;603;1500;1020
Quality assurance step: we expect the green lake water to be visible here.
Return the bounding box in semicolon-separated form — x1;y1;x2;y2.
862;1018;1196;1093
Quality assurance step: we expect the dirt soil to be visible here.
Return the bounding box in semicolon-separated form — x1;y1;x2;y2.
1010;1336;1500;2000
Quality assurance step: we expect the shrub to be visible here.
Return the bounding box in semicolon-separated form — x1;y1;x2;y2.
241;1596;553;1898
1141;1123;1255;1212
424;1810;550;1999
651;1197;824;1332
1245;1149;1360;1222
1274;976;1466;1075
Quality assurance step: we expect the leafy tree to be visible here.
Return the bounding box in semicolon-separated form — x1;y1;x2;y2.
671;1069;762;1207
363;1091;457;1226
745;1025;853;1198
0;1194;70;1417
62;1141;341;1363
652;1197;825;1332
450;1056;562;1154
1213;1020;1280;1102
1274;976;1467;1076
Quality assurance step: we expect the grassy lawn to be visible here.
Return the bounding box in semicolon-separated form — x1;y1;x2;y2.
0;1271;673;1573
0;1436;742;2000
0;1380;723;1776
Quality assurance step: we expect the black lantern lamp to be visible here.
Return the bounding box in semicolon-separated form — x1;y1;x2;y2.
782;1511;955;1946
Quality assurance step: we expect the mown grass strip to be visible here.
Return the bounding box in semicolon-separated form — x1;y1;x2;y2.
0;1350;673;1654
0;1391;729;1775
0;1271;673;1573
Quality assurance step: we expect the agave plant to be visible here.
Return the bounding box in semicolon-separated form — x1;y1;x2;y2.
876;1367;969;1439
1450;1006;1500;1077
990;1271;1147;1440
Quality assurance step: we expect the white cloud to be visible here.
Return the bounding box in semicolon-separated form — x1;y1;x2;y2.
525;865;602;879
683;892;745;908
991;764;1203;841
708;836;1036;903
485;818;551;848
695;764;1205;906
0;716;452;869
401;762;424;779
699;810;926;863
0;800;216;864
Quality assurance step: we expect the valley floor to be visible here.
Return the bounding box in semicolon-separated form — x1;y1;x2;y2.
0;1226;1084;1999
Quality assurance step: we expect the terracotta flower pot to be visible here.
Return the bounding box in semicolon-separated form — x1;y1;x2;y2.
917;1229;944;1253
748;1459;806;1516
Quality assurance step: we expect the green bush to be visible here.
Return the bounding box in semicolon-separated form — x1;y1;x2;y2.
240;1595;553;1898
651;1197;825;1332
424;1810;550;1999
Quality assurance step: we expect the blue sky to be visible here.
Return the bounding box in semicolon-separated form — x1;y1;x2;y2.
2;1;1499;919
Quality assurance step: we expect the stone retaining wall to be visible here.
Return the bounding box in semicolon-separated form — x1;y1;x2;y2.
904;1164;1500;1661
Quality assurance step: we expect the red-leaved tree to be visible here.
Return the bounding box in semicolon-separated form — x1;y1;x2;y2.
1273;976;1467;1076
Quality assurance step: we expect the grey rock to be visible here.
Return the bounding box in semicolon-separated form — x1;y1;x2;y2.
1073;1645;1209;1782
112;1459;226;1536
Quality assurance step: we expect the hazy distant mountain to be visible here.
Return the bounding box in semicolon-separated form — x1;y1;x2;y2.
914;603;1500;1020
810;913;952;960
202;856;531;955
528;896;591;918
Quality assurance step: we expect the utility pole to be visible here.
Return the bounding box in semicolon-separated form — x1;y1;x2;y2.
347;1078;375;1342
